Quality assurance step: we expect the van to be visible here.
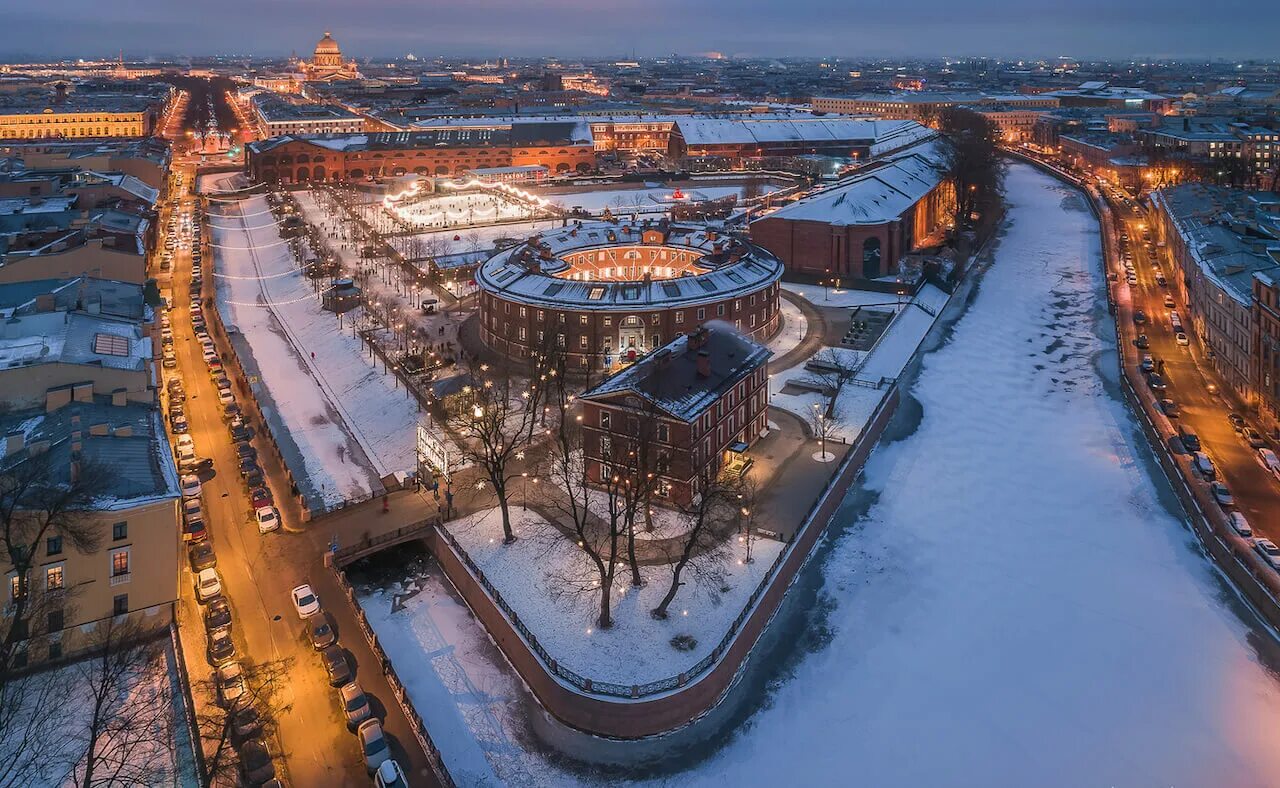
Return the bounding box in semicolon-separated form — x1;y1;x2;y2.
1178;425;1201;451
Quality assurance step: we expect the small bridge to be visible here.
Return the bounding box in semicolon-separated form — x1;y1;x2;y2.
330;517;441;567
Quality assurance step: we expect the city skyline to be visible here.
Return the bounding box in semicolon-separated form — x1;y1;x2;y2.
4;0;1280;61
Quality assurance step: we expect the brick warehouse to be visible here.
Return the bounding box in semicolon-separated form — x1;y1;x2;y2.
474;219;783;373
750;139;955;281
245;121;596;183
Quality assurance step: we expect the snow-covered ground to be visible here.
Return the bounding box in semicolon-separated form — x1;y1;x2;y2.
440;506;783;686
208;191;420;510
782;281;906;308
766;294;807;358
534;183;779;215
387;190;544;230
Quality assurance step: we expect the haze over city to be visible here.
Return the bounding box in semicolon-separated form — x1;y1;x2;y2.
1;7;1280;788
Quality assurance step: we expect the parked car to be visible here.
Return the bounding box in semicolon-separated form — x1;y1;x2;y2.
1210;481;1234;508
218;389;235;406
250;486;273;509
321;644;351;686
1193;451;1216;479
1163;295;1176;309
189;541;216;572
1256;539;1280;570
255;506;280;534
172;414;189;433
232;706;262;741
180;474;202;498
1140;354;1155;373
235;441;257;461
207;629;236;665
1146;373;1167;392
230;424;252;443
1135;334;1150;349
308;612;335;650
1158;398;1179;418
1157;275;1168;287
1244;427;1267;449
237;739;275;786
356;718;391;773
338;681;372;728
176;434;195;454
1175;332;1189;346
1229;413;1246;431
374;759;408;788
216;662;246;707
245;468;265;489
291;584;320;618
1178;426;1201;452
196;568;222;602
239;457;260;477
1133;310;1147;324
204;596;232;634
1256;447;1280;478
1229;512;1253;538
184;517;208;544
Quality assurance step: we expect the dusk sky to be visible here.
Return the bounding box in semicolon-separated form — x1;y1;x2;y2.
3;0;1279;60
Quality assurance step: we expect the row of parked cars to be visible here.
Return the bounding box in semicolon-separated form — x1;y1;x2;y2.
290;584;408;787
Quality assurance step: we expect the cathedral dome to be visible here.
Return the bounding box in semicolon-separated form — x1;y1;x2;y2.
314;32;341;57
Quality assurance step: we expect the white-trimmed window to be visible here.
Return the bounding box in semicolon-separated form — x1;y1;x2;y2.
45;563;65;592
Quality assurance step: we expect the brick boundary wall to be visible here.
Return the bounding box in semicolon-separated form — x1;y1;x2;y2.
1006;149;1280;626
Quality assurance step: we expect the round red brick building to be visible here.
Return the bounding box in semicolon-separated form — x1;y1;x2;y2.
476;219;783;372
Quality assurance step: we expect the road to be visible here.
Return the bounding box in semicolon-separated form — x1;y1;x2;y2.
1096;180;1280;535
160;163;442;787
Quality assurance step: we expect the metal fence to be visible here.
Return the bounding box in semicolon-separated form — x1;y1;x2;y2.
332;567;456;788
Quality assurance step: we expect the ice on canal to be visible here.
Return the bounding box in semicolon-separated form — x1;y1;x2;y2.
673;163;1280;786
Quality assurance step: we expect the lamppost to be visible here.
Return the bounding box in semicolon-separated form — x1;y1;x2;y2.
813;403;826;461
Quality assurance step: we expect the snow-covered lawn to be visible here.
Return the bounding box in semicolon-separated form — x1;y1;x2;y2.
782;281;906;308
443;506;783;686
210;194;420;509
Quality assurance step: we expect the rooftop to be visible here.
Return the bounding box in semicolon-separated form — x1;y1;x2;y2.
580;323;771;422
0;310;150;372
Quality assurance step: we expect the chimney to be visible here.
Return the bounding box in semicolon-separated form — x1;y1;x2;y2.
696;350;711;378
70;430;82;453
89;422;109;436
72;382;92;403
111;388;127;407
4;431;23;457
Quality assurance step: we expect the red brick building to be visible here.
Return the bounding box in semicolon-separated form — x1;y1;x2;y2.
578;325;771;506
749;140;954;280
245;121;596;184
475;220;783;373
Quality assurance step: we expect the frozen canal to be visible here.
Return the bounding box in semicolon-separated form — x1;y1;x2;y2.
361;163;1280;786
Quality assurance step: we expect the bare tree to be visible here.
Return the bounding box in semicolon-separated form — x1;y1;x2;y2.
801;348;859;418
938;107;1004;230
741;176;764;202
445;357;547;543
194;657;293;788
67;618;174;788
650;476;737;620
540;405;628;629
807;398;844;462
0;667;76;788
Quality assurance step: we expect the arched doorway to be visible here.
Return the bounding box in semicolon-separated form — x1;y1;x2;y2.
313;165;326;181
296;167;309;182
862;237;882;279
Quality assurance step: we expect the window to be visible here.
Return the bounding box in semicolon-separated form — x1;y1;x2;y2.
9;574;22;601
45;565;64;591
519;327;527;340
604;317;613;327
652;314;660;325
697;308;706;321
717;304;726;317
113;594;129;616
675;311;684;324
580;335;588;349
658;424;669;442
600;411;611;429
519;307;527;318
111;549;129;577
112;521;128;541
557;333;566;347
46;535;62;556
580;315;588;326
48;640;62;661
48;609;64;633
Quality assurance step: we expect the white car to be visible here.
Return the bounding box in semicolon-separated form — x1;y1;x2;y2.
202;347;218;363
1192;451;1215;479
176;443;197;466
1228;512;1253;538
291;584;320;618
218;389;235;406
183;497;202;521
180;474;202;498
1256;539;1280;570
196;568;222;601
255;506;280;534
176;434;195;453
1175;332;1189;346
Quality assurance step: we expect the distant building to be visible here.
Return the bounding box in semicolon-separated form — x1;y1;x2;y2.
811;92;1058;123
749;139;954;281
1043;82;1169;114
0;91;162;141
245;121;597;183
578;324;771;506
1058;132;1147;190
299;31;362;83
0;310;154;408
251;93;365;136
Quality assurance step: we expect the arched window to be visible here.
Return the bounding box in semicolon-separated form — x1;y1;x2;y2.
348;168;365;179
296;167;310;182
313;165;326;181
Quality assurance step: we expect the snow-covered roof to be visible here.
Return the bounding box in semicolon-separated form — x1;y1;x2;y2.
475;220;783;310
674;117;924;149
580;323;771;422
754;139;948;226
0;310;149;372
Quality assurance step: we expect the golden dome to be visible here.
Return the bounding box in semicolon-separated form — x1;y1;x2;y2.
314;32;341;56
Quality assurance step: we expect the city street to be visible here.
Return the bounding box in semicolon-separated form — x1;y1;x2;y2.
160;163;441;786
1099;183;1280;535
